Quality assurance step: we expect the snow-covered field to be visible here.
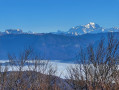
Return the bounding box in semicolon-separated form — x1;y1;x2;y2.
0;60;75;79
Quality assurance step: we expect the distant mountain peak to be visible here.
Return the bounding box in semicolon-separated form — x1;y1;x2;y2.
53;22;119;36
67;22;103;35
87;22;96;27
1;29;35;35
89;22;95;25
84;22;101;29
5;29;23;34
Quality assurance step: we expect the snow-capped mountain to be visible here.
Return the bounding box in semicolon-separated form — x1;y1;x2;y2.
68;22;103;35
1;22;119;36
0;29;36;35
5;29;23;34
54;22;119;36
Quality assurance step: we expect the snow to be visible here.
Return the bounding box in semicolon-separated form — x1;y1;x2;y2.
85;24;90;28
67;22;119;36
85;22;96;29
89;22;95;26
68;22;103;35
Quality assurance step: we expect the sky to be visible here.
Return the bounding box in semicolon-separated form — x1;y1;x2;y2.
0;0;119;33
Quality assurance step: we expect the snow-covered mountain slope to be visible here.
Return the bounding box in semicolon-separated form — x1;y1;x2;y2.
68;22;103;35
54;22;119;36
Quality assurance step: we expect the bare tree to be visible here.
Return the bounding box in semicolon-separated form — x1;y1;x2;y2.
0;47;64;90
66;33;119;90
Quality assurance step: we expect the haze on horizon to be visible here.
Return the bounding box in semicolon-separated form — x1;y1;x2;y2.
0;0;119;33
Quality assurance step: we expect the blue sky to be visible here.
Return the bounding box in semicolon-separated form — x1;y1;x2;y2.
0;0;119;33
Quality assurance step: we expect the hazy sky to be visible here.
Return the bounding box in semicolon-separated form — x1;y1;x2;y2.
0;0;119;33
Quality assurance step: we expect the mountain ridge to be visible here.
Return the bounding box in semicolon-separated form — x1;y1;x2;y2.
0;22;119;36
0;32;119;61
54;22;119;36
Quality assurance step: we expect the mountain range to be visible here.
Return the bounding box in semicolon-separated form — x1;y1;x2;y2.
0;22;119;36
54;22;119;35
0;23;119;62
